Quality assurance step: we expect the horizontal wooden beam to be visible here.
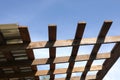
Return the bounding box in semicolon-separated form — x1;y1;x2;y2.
0;36;120;51
35;65;102;76
27;36;120;49
0;71;35;78
55;75;96;80
0;24;18;29
0;60;32;68
32;53;110;65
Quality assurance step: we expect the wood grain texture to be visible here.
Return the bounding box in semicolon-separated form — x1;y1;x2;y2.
48;25;56;80
32;53;110;65
35;65;102;76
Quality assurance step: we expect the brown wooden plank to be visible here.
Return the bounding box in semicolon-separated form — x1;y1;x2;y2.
55;75;96;80
3;51;20;74
0;71;35;78
0;31;6;45
27;36;120;49
32;53;110;65
0;24;18;29
35;65;102;76
0;78;9;80
35;76;40;80
0;60;32;68
81;21;112;79
19;27;33;59
25;49;35;60
96;43;120;80
18;27;31;43
66;22;86;79
3;35;21;40
48;25;56;80
19;27;34;59
0;68;4;74
0;36;120;51
19;26;39;79
13;66;20;73
3;51;14;61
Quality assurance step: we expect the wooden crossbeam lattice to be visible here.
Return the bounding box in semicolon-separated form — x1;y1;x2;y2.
0;21;120;80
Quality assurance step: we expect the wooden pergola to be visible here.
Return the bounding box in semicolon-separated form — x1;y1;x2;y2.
0;21;120;80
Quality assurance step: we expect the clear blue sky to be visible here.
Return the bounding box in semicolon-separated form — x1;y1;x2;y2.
0;0;120;79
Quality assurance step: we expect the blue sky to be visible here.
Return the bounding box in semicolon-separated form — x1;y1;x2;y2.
0;0;120;79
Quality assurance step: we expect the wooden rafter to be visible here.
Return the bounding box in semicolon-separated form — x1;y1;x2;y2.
66;22;86;79
81;21;112;80
48;25;56;80
0;71;35;78
19;26;39;80
0;31;6;45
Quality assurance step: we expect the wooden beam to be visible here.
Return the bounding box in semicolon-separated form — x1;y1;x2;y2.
0;68;4;74
3;51;14;61
19;26;39;79
18;27;31;43
0;71;35;78
66;22;86;79
81;21;112;79
19;27;34;60
55;75;96;80
0;24;18;29
2;51;21;75
0;60;32;68
0;24;20;41
28;36;120;49
32;53;110;65
13;66;20;73
96;43;120;80
35;65;102;76
0;31;6;45
0;36;120;51
48;25;56;80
